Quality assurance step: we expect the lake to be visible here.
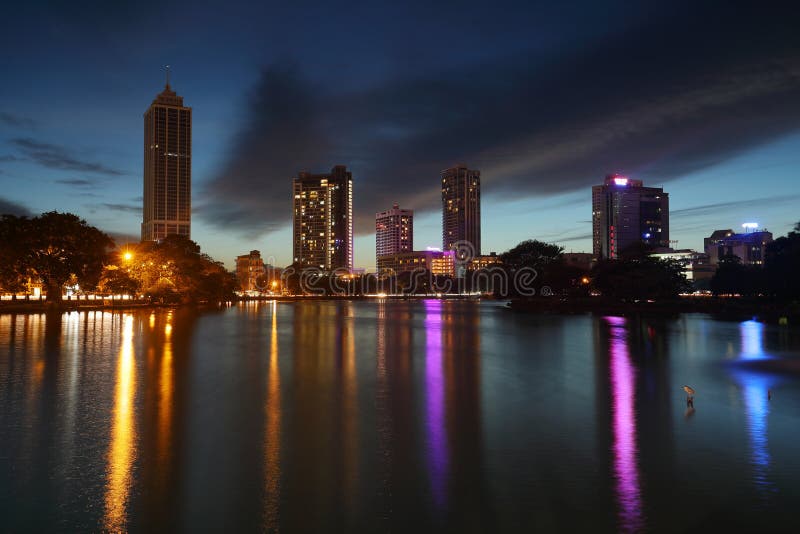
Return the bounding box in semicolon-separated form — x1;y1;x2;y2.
2;301;800;532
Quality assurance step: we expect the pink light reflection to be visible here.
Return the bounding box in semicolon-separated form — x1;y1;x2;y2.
424;299;448;509
607;317;644;532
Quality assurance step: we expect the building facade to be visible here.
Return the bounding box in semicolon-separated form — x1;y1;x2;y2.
236;250;266;292
377;250;455;277
592;174;669;260
292;165;353;271
704;228;773;266
442;164;481;258
141;80;192;241
376;203;413;267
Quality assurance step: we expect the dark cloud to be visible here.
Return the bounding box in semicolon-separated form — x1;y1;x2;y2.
0;112;36;128
201;2;800;238
0;155;21;162
9;138;125;176
0;197;32;217
55;178;97;186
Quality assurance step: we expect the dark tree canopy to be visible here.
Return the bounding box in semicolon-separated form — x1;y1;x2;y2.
592;257;690;300
0;212;114;302
500;240;563;271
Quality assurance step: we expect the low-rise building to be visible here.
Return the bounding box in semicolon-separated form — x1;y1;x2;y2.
236;250;266;292
377;250;455;277
703;227;773;266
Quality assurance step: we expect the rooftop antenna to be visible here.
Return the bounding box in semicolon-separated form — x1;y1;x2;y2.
164;64;171;88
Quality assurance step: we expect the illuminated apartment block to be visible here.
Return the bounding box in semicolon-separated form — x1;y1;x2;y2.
292;165;353;271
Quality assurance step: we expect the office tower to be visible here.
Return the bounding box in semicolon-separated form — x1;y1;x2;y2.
704;226;773;266
441;164;481;258
376;203;413;267
592;174;669;260
235;250;266;292
292;165;353;271
141;74;192;241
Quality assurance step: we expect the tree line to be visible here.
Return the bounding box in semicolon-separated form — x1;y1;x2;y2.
0;212;236;304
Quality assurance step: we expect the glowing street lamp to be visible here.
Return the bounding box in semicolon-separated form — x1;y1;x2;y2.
123;251;133;262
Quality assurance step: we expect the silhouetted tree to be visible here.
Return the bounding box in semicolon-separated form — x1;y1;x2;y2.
592;257;689;300
0;212;114;303
764;221;800;300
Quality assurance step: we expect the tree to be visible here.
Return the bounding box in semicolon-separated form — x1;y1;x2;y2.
764;221;800;299
500;240;563;271
710;255;765;297
1;212;114;303
0;215;30;297
592;257;690;300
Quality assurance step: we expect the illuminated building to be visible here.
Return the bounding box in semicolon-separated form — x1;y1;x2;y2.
442;164;481;257
292;165;354;271
703;225;773;266
377;250;455;276
469;253;502;270
592;174;669;260
235;250;266;292
141;74;192;241
376;203;413;267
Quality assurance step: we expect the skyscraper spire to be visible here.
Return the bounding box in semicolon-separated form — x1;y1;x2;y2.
164;64;171;89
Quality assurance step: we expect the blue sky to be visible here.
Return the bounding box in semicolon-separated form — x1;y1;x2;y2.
1;1;799;269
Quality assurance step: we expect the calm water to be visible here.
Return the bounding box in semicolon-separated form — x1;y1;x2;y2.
2;301;800;532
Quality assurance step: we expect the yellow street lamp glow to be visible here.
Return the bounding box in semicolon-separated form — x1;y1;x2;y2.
123;251;133;262
271;281;278;288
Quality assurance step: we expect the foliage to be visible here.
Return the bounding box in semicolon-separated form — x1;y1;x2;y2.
121;235;235;303
500;240;563;270
592;257;690;300
0;212;114;302
710;255;764;297
764;222;800;300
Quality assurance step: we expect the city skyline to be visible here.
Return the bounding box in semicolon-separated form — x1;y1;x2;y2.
1;2;799;270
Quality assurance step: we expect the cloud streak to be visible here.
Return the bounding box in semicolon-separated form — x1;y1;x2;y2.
0;112;36;128
10;138;126;176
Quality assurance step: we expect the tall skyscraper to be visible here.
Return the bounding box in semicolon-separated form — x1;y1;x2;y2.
141;75;192;241
376;203;413;266
592;174;669;260
441;164;481;258
292;165;353;271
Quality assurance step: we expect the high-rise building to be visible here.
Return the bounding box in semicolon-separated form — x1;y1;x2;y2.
292;165;353;271
442;164;481;258
703;226;773;266
376;203;413;266
141;75;192;241
592;174;669;260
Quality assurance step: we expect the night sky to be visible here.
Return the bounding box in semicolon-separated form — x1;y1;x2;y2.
1;1;799;269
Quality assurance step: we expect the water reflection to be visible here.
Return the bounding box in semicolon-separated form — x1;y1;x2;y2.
104;314;136;532
157;313;174;486
424;299;448;509
264;301;281;531
736;320;774;497
605;316;644;533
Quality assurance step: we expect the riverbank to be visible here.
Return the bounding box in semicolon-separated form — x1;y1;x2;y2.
506;297;800;324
